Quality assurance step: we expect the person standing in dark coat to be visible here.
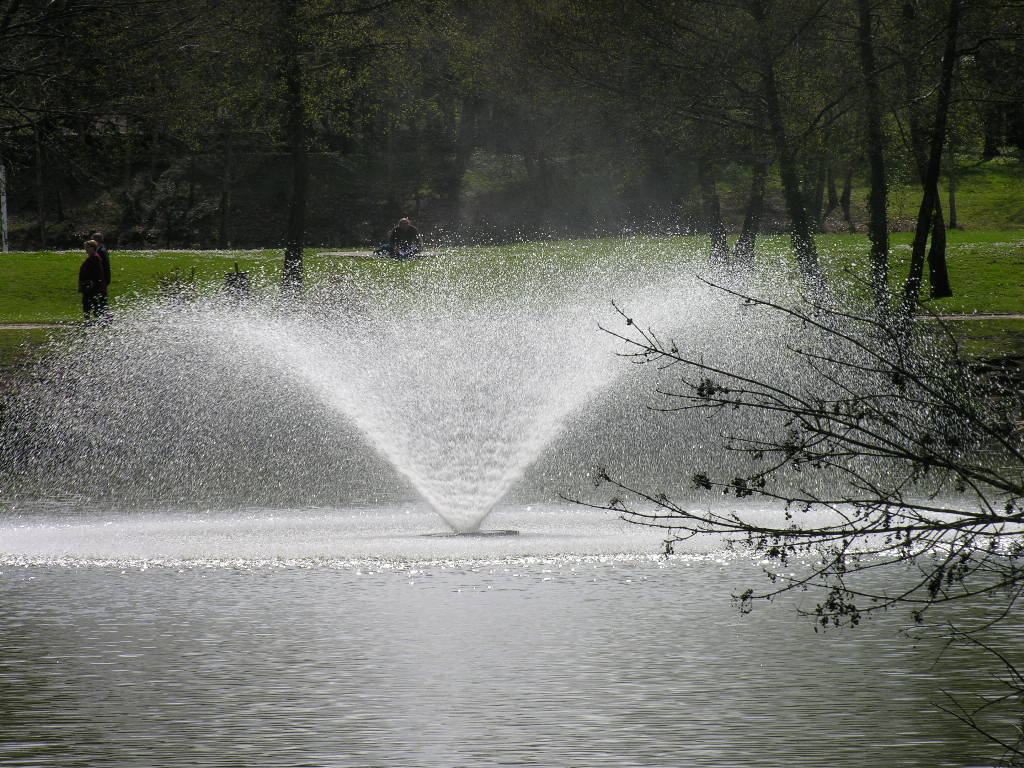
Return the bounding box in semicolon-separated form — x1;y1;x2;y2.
78;240;108;320
91;231;111;312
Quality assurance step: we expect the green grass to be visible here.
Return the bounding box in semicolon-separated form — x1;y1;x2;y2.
933;318;1024;360
810;230;1024;315
0;326;67;381
892;233;1024;315
0;238;701;324
0;247;362;324
890;158;1024;231
2;233;1022;323
724;156;1024;234
0;233;1021;367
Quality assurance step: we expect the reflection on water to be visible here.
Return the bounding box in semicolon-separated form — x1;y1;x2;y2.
0;506;1017;767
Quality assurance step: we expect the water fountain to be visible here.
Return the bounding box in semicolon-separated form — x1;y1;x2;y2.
0;241;787;549
0;242;1010;768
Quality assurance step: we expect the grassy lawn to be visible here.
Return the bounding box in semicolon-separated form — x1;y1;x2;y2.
811;230;1024;315
935;317;1024;359
3;232;1021;323
0;325;66;387
0;247;368;324
890;157;1024;232
0;232;1021;371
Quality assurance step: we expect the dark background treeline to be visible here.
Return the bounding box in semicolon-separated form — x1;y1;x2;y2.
1;0;1022;251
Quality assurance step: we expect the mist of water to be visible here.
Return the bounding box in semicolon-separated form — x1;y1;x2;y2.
1;241;800;533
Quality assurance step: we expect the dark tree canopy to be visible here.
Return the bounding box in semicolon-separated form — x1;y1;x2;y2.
1;0;1020;265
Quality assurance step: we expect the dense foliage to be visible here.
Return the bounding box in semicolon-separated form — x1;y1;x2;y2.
1;0;1022;252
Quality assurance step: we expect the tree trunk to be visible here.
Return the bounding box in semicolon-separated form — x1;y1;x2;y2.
164;204;173;248
123;119;132;190
148;130;160;186
439;97;477;230
947;156;958;229
840;170;855;233
733;162;766;263
187;151;196;214
751;0;821;286
821;164;839;223
901;0;960;316
1;159;9;253
981;109;1000;159
54;178;65;222
384;117;395;209
699;158;728;262
122;120;136;224
217;127;233;249
34;123;45;248
767;80;821;282
523;126;553;236
811;157;825;231
856;0;891;316
927;198;953;298
900;5;929;179
281;0;306;290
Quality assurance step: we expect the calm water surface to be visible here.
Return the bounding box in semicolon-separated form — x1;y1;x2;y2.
0;505;1016;767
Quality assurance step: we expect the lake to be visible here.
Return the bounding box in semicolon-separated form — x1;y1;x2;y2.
0;503;1014;767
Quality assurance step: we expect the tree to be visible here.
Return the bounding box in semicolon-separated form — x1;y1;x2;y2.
189;0;424;285
855;0;892;316
533;0;846;270
593;280;1024;752
0;1;178;246
2;0;1018;252
899;0;962;311
748;0;825;284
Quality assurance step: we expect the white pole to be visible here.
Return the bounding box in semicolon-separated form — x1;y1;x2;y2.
0;160;8;253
